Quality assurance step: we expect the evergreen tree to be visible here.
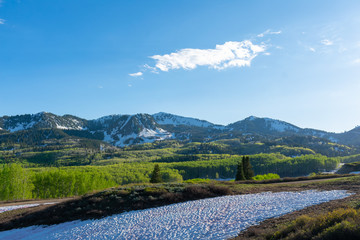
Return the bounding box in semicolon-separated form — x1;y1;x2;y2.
150;164;162;183
242;156;254;180
235;161;245;181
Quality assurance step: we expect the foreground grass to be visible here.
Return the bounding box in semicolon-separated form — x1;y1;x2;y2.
268;208;360;240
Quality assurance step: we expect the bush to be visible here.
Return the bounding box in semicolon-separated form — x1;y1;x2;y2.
252;173;280;181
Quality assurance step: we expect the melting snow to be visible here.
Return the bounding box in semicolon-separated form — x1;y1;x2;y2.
55;124;83;130
264;118;299;132
153;112;218;128
139;128;172;139
8;121;37;132
0;190;352;240
0;203;58;214
103;131;114;143
0;204;40;214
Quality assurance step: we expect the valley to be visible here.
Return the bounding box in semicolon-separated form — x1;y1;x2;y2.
2;112;360;239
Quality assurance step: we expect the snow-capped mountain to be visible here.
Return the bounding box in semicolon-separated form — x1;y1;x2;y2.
0;112;359;147
88;114;173;147
228;116;336;140
0;112;86;132
153;112;224;129
228;116;301;134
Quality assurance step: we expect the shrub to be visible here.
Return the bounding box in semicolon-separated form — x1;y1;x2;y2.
268;208;360;240
252;173;280;181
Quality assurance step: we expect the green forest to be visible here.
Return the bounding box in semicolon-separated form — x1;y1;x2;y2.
0;152;347;201
1;136;360;201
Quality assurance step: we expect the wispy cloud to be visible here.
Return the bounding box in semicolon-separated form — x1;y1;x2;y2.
0;19;5;25
143;64;159;74
321;39;333;46
309;47;316;52
149;40;266;72
129;72;143;77
257;29;282;38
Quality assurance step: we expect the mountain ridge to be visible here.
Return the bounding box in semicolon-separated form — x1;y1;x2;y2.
0;112;358;147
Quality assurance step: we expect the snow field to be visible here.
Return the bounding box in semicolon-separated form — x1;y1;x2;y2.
0;190;352;240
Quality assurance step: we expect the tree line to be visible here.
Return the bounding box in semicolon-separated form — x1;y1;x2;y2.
0;153;340;201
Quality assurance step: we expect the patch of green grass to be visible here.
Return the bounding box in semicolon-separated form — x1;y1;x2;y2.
268;208;360;240
183;178;213;184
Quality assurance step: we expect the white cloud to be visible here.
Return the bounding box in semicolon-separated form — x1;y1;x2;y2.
149;40;266;72
129;72;143;77
257;29;282;38
0;19;5;24
321;39;333;46
309;47;316;52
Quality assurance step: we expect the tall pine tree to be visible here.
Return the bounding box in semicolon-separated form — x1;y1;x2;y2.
235;160;245;181
242;156;254;180
150;164;162;183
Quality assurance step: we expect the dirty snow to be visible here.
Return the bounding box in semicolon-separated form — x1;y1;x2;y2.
0;204;40;214
0;202;58;214
0;190;352;240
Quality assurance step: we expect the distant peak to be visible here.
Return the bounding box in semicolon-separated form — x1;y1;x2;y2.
246;116;259;121
35;111;48;116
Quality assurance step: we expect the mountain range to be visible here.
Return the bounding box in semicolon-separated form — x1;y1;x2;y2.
0;112;359;147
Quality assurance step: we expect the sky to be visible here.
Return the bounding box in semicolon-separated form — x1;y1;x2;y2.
1;0;360;133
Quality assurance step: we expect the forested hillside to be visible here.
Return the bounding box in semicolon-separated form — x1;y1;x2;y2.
1;112;360;202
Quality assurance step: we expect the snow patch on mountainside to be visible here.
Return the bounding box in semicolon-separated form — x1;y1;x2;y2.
139;128;171;138
103;132;114;143
115;133;138;147
55;124;83;130
8;121;37;132
264;118;299;133
153;112;221;128
101;127;173;147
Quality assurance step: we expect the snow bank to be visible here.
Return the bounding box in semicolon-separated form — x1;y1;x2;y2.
0;190;352;240
0;204;40;214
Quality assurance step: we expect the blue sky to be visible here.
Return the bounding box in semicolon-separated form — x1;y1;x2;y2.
1;0;360;132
